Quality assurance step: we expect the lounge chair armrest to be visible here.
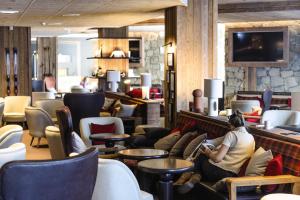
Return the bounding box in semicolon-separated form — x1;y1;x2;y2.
226;175;300;200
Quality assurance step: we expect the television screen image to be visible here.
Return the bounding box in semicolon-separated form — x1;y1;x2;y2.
232;31;284;62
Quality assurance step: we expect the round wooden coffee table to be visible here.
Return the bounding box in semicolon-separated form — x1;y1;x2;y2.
118;149;169;160
138;158;194;200
89;133;130;148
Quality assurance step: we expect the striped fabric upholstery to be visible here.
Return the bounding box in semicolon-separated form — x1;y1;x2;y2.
253;134;300;176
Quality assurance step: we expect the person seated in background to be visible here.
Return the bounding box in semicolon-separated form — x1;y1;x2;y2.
175;110;255;194
80;76;88;88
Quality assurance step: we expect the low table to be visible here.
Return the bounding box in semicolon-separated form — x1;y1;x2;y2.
118;149;169;160
89;133;130;148
138;158;194;200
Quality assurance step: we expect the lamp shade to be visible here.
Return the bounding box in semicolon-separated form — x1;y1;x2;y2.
141;73;152;87
107;71;120;82
204;79;223;98
292;92;300;111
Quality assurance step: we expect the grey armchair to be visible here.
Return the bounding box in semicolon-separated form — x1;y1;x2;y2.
31;92;55;106
0;125;23;149
0;98;4;126
3;96;31;127
35;99;64;124
25;107;54;147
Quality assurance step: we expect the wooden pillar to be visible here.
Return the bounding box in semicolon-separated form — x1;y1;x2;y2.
164;0;218;127
36;37;57;80
0;26;31;96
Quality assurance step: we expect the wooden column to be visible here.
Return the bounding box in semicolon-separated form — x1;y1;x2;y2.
0;26;31;96
36;37;57;80
164;0;218;127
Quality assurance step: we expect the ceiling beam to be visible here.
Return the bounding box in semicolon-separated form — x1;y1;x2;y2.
219;1;300;13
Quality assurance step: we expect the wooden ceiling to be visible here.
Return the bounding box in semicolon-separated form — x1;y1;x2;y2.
2;0;300;36
0;0;185;27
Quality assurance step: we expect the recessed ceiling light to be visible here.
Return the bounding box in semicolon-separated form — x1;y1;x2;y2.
62;13;80;17
0;10;19;14
48;22;62;26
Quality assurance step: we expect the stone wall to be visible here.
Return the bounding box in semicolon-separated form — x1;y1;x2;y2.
129;31;164;85
225;21;300;96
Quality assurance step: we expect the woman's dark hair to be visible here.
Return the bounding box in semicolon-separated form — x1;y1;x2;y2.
228;110;245;128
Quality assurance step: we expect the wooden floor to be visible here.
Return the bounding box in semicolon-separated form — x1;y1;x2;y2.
22;130;51;160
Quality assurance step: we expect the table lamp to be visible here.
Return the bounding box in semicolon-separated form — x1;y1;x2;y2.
204;79;223;116
141;73;152;87
292;92;300;111
107;70;120;92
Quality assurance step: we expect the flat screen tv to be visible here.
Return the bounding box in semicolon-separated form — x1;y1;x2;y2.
227;27;289;67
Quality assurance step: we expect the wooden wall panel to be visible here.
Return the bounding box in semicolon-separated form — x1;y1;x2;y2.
165;0;218;127
37;37;57;80
0;26;31;97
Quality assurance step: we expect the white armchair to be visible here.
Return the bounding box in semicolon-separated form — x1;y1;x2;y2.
0;125;23;149
92;158;153;200
0;143;26;168
261;110;300;127
3;96;31;126
79;117;124;147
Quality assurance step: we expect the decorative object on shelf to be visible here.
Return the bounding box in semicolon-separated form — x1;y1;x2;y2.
124;79;131;93
95;45;103;57
107;70;120;92
142;86;150;100
120;72;126;78
141;73;152;88
127;51;131;58
5;48;10;96
95;67;104;77
110;48;125;58
192;89;202;113
204;79;223;117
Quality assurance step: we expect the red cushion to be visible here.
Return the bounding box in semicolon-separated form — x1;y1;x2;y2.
238;159;250;177
262;154;283;193
169;128;181;135
245;111;260;123
126;88;142;98
288;98;292;107
150;88;159;94
90;123;116;145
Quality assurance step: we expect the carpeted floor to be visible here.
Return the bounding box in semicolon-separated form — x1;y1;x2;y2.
22;130;51;160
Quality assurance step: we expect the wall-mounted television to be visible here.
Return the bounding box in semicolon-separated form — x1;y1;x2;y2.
227;27;289;67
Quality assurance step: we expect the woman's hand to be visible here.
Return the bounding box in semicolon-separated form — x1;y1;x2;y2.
200;146;212;157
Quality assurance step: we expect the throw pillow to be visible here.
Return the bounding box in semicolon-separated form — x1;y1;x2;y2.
183;133;207;159
245;147;273;176
103;97;116;110
90;123;116;145
154;130;181;151
115;103;137;117
144;127;171;140
71;131;87;153
169;131;199;157
261;154;283;193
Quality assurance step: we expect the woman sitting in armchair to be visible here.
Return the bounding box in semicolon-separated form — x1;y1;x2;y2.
175;110;255;194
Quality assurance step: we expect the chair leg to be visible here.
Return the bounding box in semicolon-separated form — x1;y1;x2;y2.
30;137;35;146
37;137;41;148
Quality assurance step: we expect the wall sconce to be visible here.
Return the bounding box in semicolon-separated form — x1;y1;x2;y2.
162;42;174;53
